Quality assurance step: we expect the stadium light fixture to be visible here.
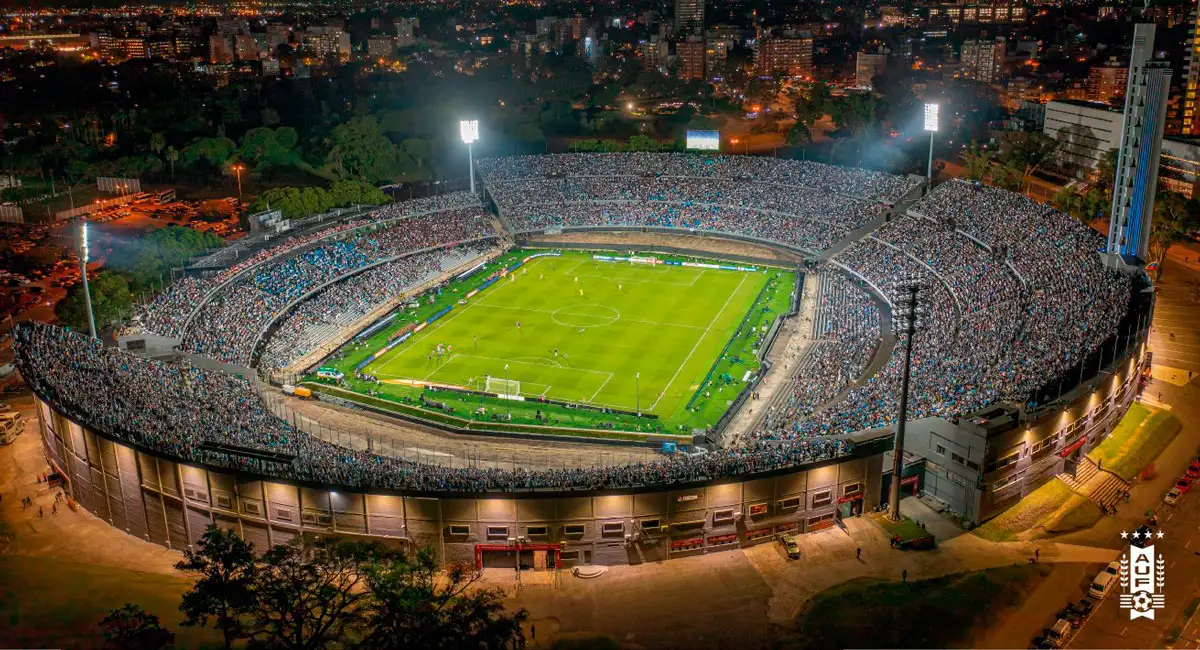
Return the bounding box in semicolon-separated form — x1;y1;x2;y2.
79;222;97;340
460;120;479;194
923;103;939;184
887;279;924;523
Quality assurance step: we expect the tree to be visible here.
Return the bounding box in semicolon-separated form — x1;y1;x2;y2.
357;547;527;650
55;271;134;332
325;116;406;182
1096;147;1119;198
180;137;237;173
176;526;257;650
246;537;377;650
997;132;1059;193
1052;188;1081;219
165;146;179;179
960;143;994;181
829;93;885;137
149;132;167;156
1149;191;1197;276
98;604;174;650
785;122;812;149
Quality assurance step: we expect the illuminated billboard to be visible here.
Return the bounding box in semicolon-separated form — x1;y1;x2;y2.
686;130;721;151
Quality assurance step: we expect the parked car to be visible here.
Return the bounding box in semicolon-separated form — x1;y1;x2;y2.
776;533;801;560
1071;599;1094;620
1089;572;1117;600
1057;605;1085;626
1103;560;1121;576
1177;476;1193;493
1165;487;1184;506
1030;634;1055;649
1187;464;1200;479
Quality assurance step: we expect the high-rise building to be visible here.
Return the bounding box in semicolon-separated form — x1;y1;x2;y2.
675;38;706;80
209;34;234;64
640;37;669;72
675;0;704;33
1183;11;1200;135
1088;58;1129;105
367;37;394;59
395;19;417;48
234;34;261;61
856;51;888;88
1109;24;1173;264
756;34;814;78
959;37;1005;83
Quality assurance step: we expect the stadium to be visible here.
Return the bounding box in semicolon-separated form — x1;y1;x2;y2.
15;153;1153;568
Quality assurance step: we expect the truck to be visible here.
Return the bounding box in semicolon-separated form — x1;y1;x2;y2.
293;386;313;399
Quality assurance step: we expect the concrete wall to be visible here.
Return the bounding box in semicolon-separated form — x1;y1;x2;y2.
35;397;883;566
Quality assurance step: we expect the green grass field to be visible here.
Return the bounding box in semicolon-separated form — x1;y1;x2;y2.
310;250;795;437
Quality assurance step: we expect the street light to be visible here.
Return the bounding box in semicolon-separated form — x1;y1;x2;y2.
79;222;97;340
923;103;939;186
460;120;479;194
232;163;244;205
887;278;925;523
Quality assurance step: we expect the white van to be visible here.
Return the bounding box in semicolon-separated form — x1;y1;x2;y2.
1089;571;1117;600
0;417;17;445
0;411;22;427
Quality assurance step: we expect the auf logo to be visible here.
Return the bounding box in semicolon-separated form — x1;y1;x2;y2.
1118;527;1166;620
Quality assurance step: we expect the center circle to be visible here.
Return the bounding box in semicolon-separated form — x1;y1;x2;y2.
551;304;620;328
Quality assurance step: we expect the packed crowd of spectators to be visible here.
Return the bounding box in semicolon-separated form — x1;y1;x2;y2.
259;244;495;371
135;193;488;340
16;322;851;492
181;209;496;367
759;180;1132;440
476;153;921;203
780;271;882;421
478;155;909;253
69;159;1134;492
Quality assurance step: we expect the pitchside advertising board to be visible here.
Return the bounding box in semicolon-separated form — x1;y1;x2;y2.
686;130;721;151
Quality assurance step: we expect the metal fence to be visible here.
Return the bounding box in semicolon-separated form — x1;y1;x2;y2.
253;384;656;473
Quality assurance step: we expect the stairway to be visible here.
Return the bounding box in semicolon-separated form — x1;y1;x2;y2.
1056;457;1130;511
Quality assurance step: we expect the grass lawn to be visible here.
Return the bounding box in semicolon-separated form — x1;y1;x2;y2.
0;555;219;649
317;250;794;436
791;564;1052;649
1044;493;1103;534
1088;403;1182;481
872;514;929;542
974;479;1074;542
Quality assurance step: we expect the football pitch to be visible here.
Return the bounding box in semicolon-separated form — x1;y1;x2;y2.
362;253;772;423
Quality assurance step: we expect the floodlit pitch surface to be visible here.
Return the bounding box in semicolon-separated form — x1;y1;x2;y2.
363;254;769;422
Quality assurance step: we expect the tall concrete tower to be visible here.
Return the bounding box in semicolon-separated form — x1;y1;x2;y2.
1109;23;1172;265
675;0;704;34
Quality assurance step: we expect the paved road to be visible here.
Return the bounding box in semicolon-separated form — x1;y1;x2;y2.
1061;244;1200;649
1148;243;1200;373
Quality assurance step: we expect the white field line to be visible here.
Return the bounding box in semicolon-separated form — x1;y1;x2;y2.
647;272;749;412
472;301;704;330
589;372;615;402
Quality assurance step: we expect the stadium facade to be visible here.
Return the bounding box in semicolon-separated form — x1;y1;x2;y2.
18;153;1154;563
31;396;888;566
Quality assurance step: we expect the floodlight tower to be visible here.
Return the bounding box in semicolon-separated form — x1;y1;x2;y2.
460;120;479;194
887;279;924;522
79;222;98;340
923;103;939;185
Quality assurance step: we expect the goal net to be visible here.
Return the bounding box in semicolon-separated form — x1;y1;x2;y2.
486;376;521;397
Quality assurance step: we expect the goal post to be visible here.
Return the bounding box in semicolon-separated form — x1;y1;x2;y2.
486;376;521;398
